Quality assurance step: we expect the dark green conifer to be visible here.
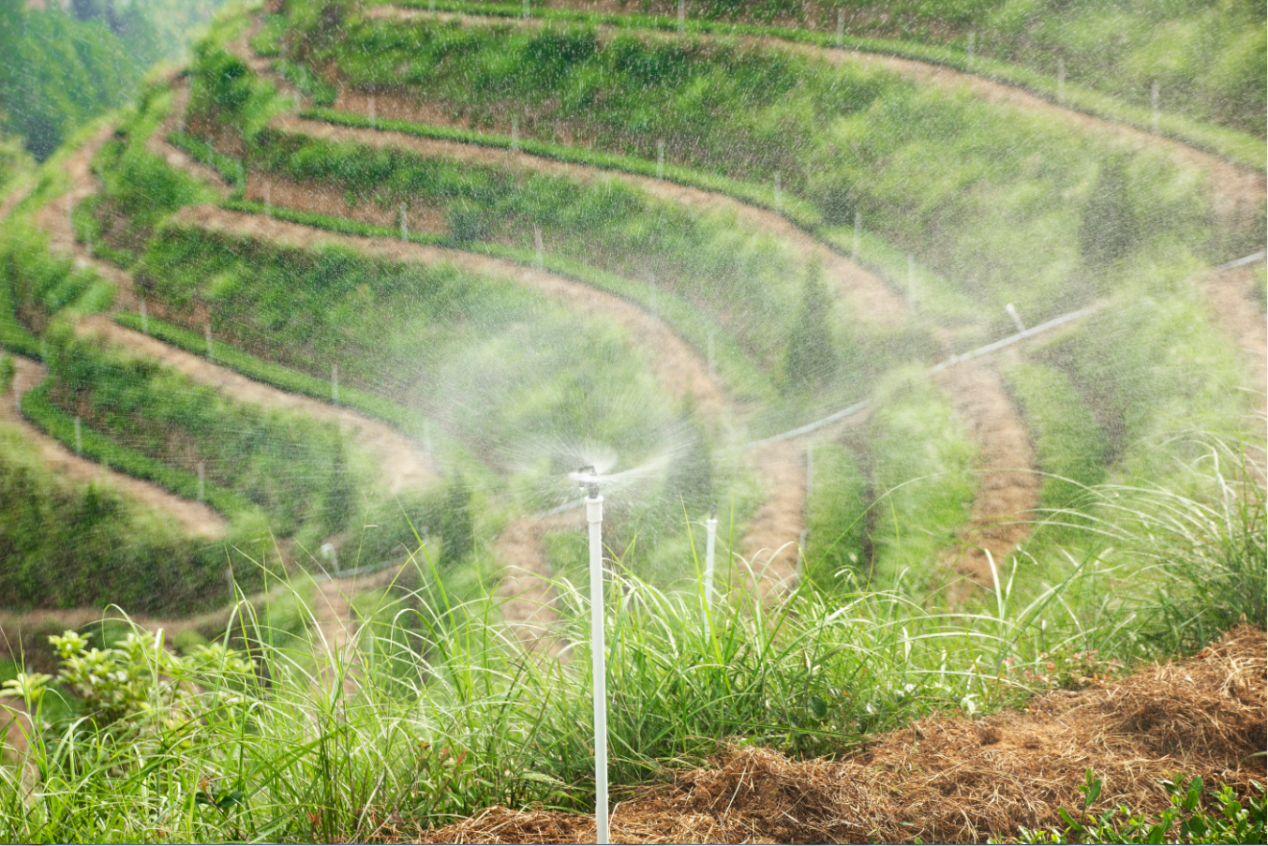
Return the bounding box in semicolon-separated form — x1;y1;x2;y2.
784;259;837;391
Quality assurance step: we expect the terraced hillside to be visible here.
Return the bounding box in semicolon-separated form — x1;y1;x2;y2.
1;0;1262;621
1;0;1264;840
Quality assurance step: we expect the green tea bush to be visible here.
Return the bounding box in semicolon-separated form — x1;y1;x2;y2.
445;0;1267;140
1004;360;1107;513
803;442;869;589
865;366;977;586
251;126;845;377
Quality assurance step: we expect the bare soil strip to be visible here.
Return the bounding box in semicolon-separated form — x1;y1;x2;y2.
1;356;228;539
368;4;1264;229
270;111;908;327
934;359;1041;596
1200;261;1267;471
75;315;435;496
737;439;805;596
171;202;729;420
408;625;1267;844
493;512;586;658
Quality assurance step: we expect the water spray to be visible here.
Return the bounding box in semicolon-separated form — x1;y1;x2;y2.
570;464;609;844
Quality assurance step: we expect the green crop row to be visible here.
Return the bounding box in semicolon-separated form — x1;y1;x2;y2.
1004;360;1108;513
278;3;1238;324
864;366;978;588
0;417;273;614
21;375;257;519
133;220;678;469
112;314;493;574
86;87;218;265
218;197;771;403
49;334;367;542
391;0;1265;167
803;442;869;591
249;124;866;388
166;130;246;189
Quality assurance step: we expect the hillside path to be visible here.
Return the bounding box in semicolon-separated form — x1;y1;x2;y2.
738;439;805;598
493;511;586;658
76;315;434;496
170;204;729;420
268;112;908;327
934;359;1041;597
368;4;1263;230
1201;260;1267;472
1;356;228;538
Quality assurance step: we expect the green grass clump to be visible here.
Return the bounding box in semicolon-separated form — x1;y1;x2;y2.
865;366;977;586
0;530;1186;842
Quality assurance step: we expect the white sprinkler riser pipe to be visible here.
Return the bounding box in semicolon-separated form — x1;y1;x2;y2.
587;494;609;845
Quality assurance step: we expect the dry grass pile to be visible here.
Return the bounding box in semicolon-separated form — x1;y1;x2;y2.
409;625;1266;844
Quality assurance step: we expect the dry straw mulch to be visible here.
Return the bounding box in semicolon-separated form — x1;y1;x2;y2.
407;625;1265;844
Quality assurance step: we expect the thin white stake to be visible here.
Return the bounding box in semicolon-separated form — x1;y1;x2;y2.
534;224;544;268
773;172;782;214
400;202;408;240
332;363;340;404
836;9;844;47
140;299;148;335
263;183;271;217
967;31;975;60
853;209;860;259
74;416;82;456
1005;303;1026;333
707;331;715;379
677;0;685;31
656;138;665;179
586;490;609;845
1056;58;1065;104
1151;80;1160;133
198;461;206;502
205;323;214;360
511;116;519;150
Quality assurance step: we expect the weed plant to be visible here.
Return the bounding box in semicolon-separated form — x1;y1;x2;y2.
0;525;1185;842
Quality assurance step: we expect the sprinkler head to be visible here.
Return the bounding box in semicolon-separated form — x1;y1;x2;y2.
573;465;601;499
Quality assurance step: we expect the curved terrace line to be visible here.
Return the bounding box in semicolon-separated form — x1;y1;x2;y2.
367;3;1265;228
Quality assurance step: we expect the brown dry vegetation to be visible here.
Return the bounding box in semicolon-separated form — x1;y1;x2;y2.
400;625;1266;844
